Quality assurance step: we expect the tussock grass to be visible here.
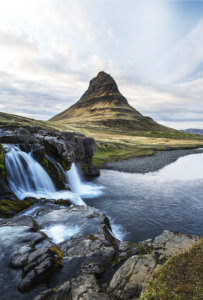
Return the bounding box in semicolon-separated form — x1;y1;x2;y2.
141;239;203;300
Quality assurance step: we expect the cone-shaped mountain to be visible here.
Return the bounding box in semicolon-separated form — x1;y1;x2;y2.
51;71;171;132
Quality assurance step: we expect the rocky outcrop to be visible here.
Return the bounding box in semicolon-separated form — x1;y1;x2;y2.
0;204;201;300
108;230;200;299
50;71;172;132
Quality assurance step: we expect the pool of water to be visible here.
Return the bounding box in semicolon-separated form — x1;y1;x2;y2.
86;152;203;242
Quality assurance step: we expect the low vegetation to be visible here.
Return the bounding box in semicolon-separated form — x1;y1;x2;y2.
141;239;203;300
93;143;154;168
1;111;203;168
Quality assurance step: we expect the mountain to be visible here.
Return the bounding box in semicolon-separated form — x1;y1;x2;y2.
182;128;203;135
50;71;172;132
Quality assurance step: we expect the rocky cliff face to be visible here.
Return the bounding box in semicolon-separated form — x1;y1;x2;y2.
51;71;172;132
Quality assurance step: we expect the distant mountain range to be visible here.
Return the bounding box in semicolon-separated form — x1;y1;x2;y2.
181;129;203;135
51;71;173;132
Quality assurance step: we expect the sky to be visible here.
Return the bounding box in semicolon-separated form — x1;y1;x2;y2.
0;0;203;129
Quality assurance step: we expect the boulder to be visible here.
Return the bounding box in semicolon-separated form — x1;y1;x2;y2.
19;246;63;292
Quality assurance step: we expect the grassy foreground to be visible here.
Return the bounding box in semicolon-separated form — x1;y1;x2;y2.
141;239;203;300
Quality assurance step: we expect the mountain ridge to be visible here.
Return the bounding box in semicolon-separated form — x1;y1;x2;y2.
50;71;172;132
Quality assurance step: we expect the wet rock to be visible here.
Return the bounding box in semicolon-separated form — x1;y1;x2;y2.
34;274;109;300
1;215;38;231
19;246;62;292
10;244;33;268
0;178;17;201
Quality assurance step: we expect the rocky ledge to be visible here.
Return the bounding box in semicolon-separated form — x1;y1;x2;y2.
0;204;201;300
0;127;99;179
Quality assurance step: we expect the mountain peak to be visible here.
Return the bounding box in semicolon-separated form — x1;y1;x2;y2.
88;71;119;94
50;72;171;133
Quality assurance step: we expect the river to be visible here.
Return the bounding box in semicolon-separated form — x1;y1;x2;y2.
86;150;203;242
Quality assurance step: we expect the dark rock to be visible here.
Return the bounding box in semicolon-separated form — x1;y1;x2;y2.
0;178;17;201
19;246;63;292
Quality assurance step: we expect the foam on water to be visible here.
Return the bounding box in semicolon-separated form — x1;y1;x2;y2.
41;224;81;243
111;222;126;241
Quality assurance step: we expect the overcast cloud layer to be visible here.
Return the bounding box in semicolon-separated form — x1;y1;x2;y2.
0;0;203;129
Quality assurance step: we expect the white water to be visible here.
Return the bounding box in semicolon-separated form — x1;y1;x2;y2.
5;145;55;196
41;224;81;243
66;163;104;198
4;145;85;205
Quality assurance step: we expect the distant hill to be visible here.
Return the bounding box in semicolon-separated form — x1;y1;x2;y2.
182;128;203;135
50;71;173;132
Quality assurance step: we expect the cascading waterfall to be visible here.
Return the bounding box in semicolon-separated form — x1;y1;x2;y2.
5;145;55;197
4;145;85;205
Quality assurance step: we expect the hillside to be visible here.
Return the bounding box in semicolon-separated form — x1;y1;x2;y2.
50;71;172;132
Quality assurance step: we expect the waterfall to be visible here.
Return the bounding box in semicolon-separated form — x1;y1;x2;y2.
4;145;85;205
66;163;104;198
5;145;56;199
66;163;83;194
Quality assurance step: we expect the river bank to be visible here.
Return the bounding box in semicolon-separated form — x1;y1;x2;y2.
103;147;203;173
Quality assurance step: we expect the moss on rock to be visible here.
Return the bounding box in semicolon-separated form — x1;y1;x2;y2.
0;198;32;218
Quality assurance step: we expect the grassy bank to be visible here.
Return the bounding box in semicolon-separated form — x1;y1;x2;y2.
92;142;203;168
141;239;203;300
92;143;155;168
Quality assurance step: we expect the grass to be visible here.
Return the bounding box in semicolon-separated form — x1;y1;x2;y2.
141;239;203;300
93;143;155;168
1;111;203;168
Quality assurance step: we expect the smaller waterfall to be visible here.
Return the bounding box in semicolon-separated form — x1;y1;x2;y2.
66;163;104;198
66;163;83;194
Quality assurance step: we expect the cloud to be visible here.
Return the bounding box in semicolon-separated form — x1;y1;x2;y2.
153;18;203;83
0;0;202;129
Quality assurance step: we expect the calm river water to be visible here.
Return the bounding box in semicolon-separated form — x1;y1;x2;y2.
86;151;203;242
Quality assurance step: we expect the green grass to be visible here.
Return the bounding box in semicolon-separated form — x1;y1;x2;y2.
93;143;155;168
141;239;203;300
